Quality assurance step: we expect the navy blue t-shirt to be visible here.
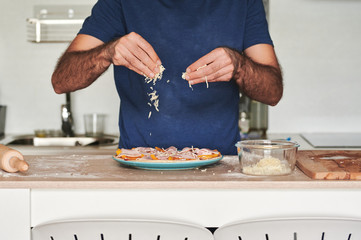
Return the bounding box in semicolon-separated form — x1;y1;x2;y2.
79;0;273;155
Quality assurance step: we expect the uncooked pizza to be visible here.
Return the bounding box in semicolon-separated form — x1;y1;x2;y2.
114;146;221;162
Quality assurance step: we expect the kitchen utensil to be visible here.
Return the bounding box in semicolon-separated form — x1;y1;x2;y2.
0;144;29;173
235;140;299;176
0;105;6;137
113;155;223;170
296;150;361;180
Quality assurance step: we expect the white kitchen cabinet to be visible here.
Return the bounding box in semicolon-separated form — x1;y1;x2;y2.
0;189;30;240
31;189;361;228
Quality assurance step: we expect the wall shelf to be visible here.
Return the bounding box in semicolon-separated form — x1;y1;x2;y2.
26;5;91;43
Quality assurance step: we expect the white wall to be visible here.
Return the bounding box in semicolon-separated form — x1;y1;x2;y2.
0;0;119;135
1;0;360;136
269;0;361;133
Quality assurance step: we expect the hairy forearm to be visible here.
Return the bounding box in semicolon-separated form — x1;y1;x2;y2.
51;41;114;94
228;49;283;106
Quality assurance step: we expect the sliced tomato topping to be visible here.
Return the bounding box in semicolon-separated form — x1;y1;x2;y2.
116;148;122;155
197;153;220;160
155;147;165;152
120;154;144;161
150;154;158;160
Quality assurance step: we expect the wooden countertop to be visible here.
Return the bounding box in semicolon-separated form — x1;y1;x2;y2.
1;150;361;189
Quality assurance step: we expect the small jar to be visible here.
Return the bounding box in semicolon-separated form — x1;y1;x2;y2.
239;112;250;134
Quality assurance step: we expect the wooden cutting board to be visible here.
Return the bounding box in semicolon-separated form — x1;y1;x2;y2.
296;150;361;180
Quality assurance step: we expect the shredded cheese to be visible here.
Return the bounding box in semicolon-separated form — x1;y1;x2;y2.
144;65;165;118
182;72;193;90
197;65;209;88
242;157;291;176
182;64;208;89
144;65;165;85
196;65;207;71
148;90;159;112
181;72;187;79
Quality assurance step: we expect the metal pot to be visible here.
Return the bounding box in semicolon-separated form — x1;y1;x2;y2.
0;105;6;137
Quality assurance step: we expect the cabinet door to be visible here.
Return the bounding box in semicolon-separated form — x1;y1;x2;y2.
0;189;30;240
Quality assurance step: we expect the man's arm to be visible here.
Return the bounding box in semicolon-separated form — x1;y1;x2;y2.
51;34;110;94
52;32;162;94
184;44;283;106
234;44;283;106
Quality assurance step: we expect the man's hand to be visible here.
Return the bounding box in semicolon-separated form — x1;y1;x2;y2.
106;32;162;78
52;32;162;94
183;48;236;85
183;45;283;106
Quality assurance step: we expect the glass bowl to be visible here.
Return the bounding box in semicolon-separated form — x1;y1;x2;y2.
235;140;299;176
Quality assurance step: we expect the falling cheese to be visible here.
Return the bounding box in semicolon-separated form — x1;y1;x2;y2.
148;90;159;112
144;65;165;118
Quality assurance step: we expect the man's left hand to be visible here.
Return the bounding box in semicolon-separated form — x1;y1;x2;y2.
184;47;240;85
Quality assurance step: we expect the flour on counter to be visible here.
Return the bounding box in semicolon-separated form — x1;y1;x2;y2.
0;155;119;179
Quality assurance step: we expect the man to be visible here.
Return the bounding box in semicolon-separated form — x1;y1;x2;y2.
51;0;283;155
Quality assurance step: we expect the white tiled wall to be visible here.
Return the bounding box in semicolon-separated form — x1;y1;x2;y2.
0;0;360;135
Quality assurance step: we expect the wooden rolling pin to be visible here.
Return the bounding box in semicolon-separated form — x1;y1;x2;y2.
0;144;29;173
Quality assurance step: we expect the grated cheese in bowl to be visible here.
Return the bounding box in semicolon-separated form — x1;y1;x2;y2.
242;157;292;176
236;140;299;176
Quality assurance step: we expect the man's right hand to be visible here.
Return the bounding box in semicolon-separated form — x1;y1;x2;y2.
106;32;162;79
52;32;161;94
